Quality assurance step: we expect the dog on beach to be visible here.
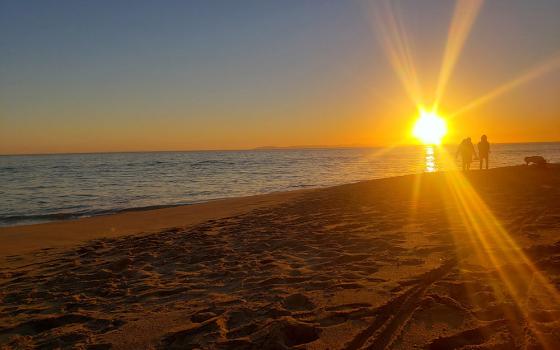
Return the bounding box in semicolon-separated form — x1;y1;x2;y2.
524;156;547;167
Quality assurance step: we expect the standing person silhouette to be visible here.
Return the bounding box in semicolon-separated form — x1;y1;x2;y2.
456;137;477;171
478;135;490;170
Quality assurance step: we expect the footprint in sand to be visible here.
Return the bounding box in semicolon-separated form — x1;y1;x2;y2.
282;293;315;311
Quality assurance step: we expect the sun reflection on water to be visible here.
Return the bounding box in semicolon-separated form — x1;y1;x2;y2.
424;145;437;172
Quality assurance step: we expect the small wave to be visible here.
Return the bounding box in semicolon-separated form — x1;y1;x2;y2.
51;165;71;169
0;213;87;226
291;184;314;188
191;160;235;167
124;161;168;167
0;203;195;227
0;166;18;172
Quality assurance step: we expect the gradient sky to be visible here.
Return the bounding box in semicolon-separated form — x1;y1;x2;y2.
1;0;559;154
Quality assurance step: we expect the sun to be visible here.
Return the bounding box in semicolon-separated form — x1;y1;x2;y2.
412;109;447;145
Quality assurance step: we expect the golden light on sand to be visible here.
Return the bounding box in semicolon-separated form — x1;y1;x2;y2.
437;156;560;349
412;109;447;145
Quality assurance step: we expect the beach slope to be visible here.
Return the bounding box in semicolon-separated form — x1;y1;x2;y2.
1;165;559;349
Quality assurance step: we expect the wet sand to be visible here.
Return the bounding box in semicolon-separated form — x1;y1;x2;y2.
1;165;559;349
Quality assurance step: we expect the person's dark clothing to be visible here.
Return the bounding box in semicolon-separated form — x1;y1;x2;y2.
478;140;489;157
457;139;477;170
478;139;490;169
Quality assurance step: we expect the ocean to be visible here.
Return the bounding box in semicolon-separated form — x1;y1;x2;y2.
1;143;559;227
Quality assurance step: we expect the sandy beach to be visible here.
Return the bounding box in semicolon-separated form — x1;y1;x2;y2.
1;165;559;349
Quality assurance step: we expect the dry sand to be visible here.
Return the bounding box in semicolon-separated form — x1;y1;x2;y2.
1;165;559;349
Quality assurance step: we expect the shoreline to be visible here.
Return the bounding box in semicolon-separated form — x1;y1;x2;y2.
0;163;539;229
0;187;323;229
0;189;309;257
0;165;555;257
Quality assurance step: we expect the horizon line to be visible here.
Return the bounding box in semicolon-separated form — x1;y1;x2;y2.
1;140;559;157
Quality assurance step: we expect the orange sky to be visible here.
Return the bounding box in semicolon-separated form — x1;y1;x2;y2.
1;1;559;155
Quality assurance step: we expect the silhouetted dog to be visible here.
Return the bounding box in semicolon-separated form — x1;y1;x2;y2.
524;156;547;166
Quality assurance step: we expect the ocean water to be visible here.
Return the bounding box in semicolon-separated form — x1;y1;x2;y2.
1;143;559;226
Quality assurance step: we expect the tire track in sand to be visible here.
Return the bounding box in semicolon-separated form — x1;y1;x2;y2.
346;259;457;350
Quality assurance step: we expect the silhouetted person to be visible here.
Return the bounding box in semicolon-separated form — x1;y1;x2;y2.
456;137;477;171
477;135;490;170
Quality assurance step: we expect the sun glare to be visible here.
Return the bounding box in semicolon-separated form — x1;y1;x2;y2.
412;109;447;145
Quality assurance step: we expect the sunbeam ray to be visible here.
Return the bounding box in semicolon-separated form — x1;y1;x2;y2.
368;0;424;106
433;0;484;110
450;52;560;118
438;148;560;349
